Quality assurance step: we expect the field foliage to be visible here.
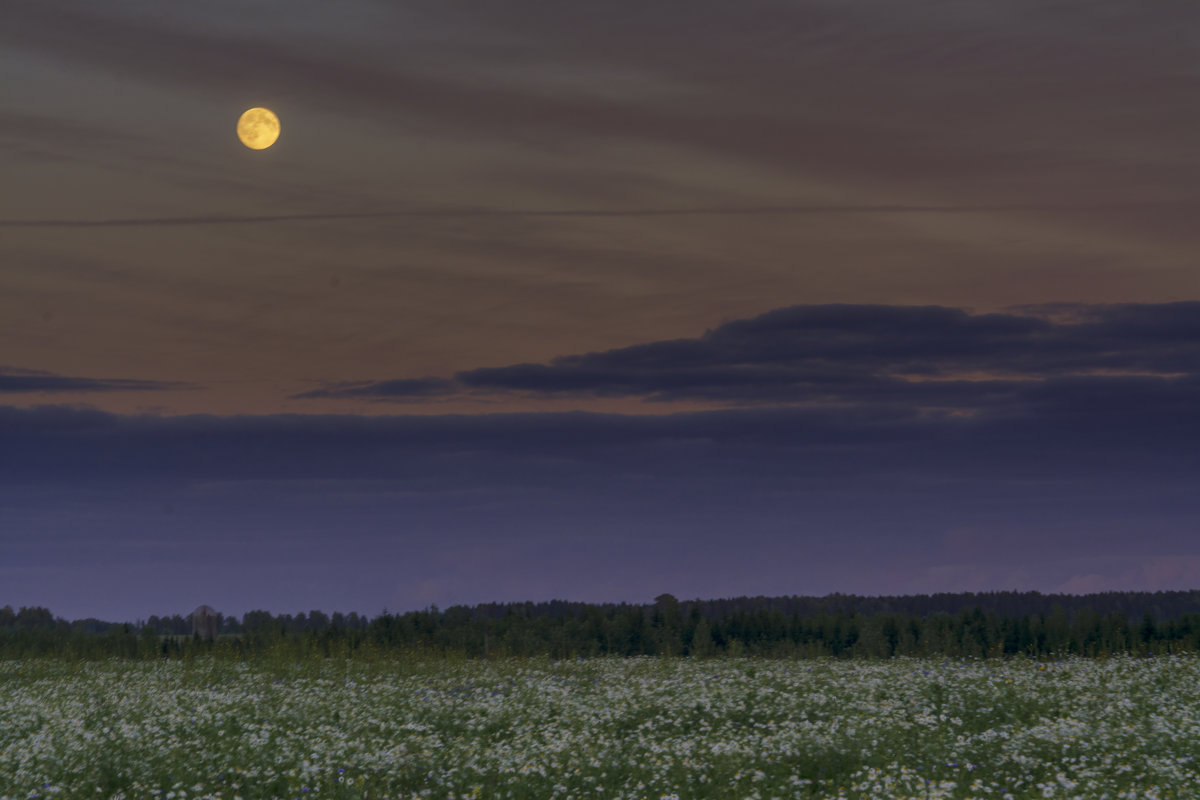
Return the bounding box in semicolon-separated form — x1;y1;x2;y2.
2;655;1197;800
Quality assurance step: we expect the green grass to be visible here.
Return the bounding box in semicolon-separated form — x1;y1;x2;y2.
1;655;1197;799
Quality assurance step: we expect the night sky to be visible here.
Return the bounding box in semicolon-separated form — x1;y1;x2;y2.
3;1;1199;622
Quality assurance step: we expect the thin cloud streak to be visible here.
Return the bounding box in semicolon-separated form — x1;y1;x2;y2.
293;378;456;401
2;201;1194;228
0;367;194;395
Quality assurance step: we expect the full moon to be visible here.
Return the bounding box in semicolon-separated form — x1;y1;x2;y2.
237;107;280;150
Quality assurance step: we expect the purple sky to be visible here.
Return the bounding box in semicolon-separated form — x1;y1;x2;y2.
2;1;1199;622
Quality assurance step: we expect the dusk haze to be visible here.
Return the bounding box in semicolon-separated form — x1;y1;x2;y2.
3;0;1199;625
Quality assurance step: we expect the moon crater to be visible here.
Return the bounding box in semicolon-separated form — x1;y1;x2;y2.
237;107;280;150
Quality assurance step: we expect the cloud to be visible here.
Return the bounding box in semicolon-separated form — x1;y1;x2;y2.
10;0;1199;204
293;378;456;401
1055;573;1110;595
5;202;1187;229
6;366;1199;487
0;366;192;394
1055;557;1200;595
306;302;1200;416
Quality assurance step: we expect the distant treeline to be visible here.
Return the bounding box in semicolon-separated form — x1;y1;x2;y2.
3;590;1200;660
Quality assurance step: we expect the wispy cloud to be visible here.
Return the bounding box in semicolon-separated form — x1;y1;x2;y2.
0;367;193;394
4;201;1193;228
293;378;456;401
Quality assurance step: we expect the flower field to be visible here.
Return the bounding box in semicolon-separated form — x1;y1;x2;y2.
1;655;1197;800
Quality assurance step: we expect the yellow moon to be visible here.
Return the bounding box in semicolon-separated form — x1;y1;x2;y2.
237;107;280;150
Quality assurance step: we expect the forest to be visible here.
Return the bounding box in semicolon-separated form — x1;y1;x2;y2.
3;590;1199;660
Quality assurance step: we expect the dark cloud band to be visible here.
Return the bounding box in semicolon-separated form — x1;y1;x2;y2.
301;302;1200;411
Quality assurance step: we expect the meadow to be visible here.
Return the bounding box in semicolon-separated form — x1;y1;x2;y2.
1;655;1196;800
